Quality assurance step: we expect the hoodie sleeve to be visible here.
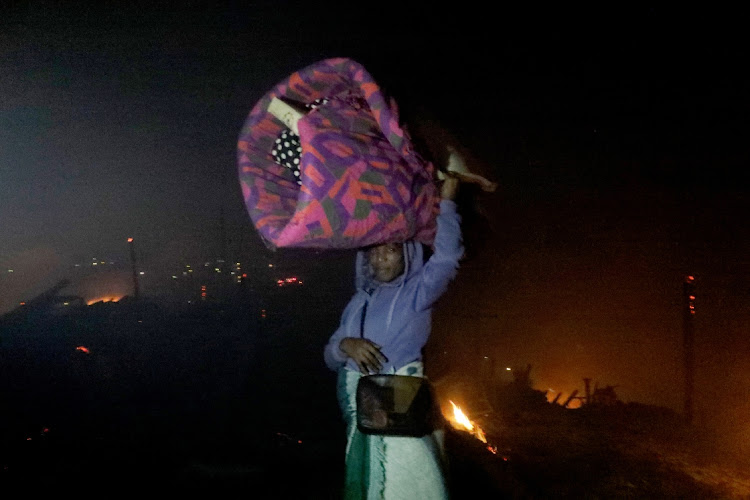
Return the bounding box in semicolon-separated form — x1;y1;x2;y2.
415;199;463;310
323;295;360;371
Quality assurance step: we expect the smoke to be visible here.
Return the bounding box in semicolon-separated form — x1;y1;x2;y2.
70;270;132;304
0;247;63;314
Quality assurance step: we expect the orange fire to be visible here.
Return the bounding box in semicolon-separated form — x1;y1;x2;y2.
448;400;487;444
86;296;122;305
450;401;474;431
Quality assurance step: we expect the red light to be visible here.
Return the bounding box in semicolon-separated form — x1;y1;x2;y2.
76;346;90;354
127;237;134;243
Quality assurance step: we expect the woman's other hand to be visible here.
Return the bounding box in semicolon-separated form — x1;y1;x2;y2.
339;338;388;374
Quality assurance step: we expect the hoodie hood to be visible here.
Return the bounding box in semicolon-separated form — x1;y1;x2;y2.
355;241;424;292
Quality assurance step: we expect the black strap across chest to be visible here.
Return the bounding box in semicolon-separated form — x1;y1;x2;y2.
359;300;368;338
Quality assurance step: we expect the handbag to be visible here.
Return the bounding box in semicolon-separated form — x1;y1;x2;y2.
356;374;440;437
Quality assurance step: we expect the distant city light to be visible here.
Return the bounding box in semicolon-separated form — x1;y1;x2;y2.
506;367;512;371
139;271;145;275
127;237;134;242
7;269;12;273
268;264;273;268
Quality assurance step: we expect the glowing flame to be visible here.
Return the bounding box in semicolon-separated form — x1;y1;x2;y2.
450;400;474;431
448;400;487;444
475;426;487;444
86;296;122;305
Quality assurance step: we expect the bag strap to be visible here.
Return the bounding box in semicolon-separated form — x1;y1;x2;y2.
359;300;368;338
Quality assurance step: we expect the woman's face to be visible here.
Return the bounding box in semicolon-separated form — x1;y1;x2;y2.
367;243;405;283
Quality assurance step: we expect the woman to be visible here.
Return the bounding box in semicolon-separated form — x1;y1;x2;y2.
324;176;462;499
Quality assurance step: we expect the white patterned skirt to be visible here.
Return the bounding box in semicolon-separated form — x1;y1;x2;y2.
337;362;449;500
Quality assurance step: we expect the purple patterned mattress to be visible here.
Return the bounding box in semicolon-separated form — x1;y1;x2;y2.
237;58;440;249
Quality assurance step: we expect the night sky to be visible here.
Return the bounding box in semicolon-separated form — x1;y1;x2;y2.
2;3;749;428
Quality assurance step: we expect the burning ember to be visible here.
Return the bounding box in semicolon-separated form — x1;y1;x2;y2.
276;276;303;287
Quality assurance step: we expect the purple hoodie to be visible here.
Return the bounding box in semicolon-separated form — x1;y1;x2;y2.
323;200;463;373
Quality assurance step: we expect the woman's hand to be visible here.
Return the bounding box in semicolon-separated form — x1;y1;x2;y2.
339;338;388;375
441;175;460;201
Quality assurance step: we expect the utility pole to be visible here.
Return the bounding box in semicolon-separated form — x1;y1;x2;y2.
128;237;140;300
683;275;696;423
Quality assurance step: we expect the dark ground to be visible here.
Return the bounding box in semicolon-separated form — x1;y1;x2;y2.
2;297;749;499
